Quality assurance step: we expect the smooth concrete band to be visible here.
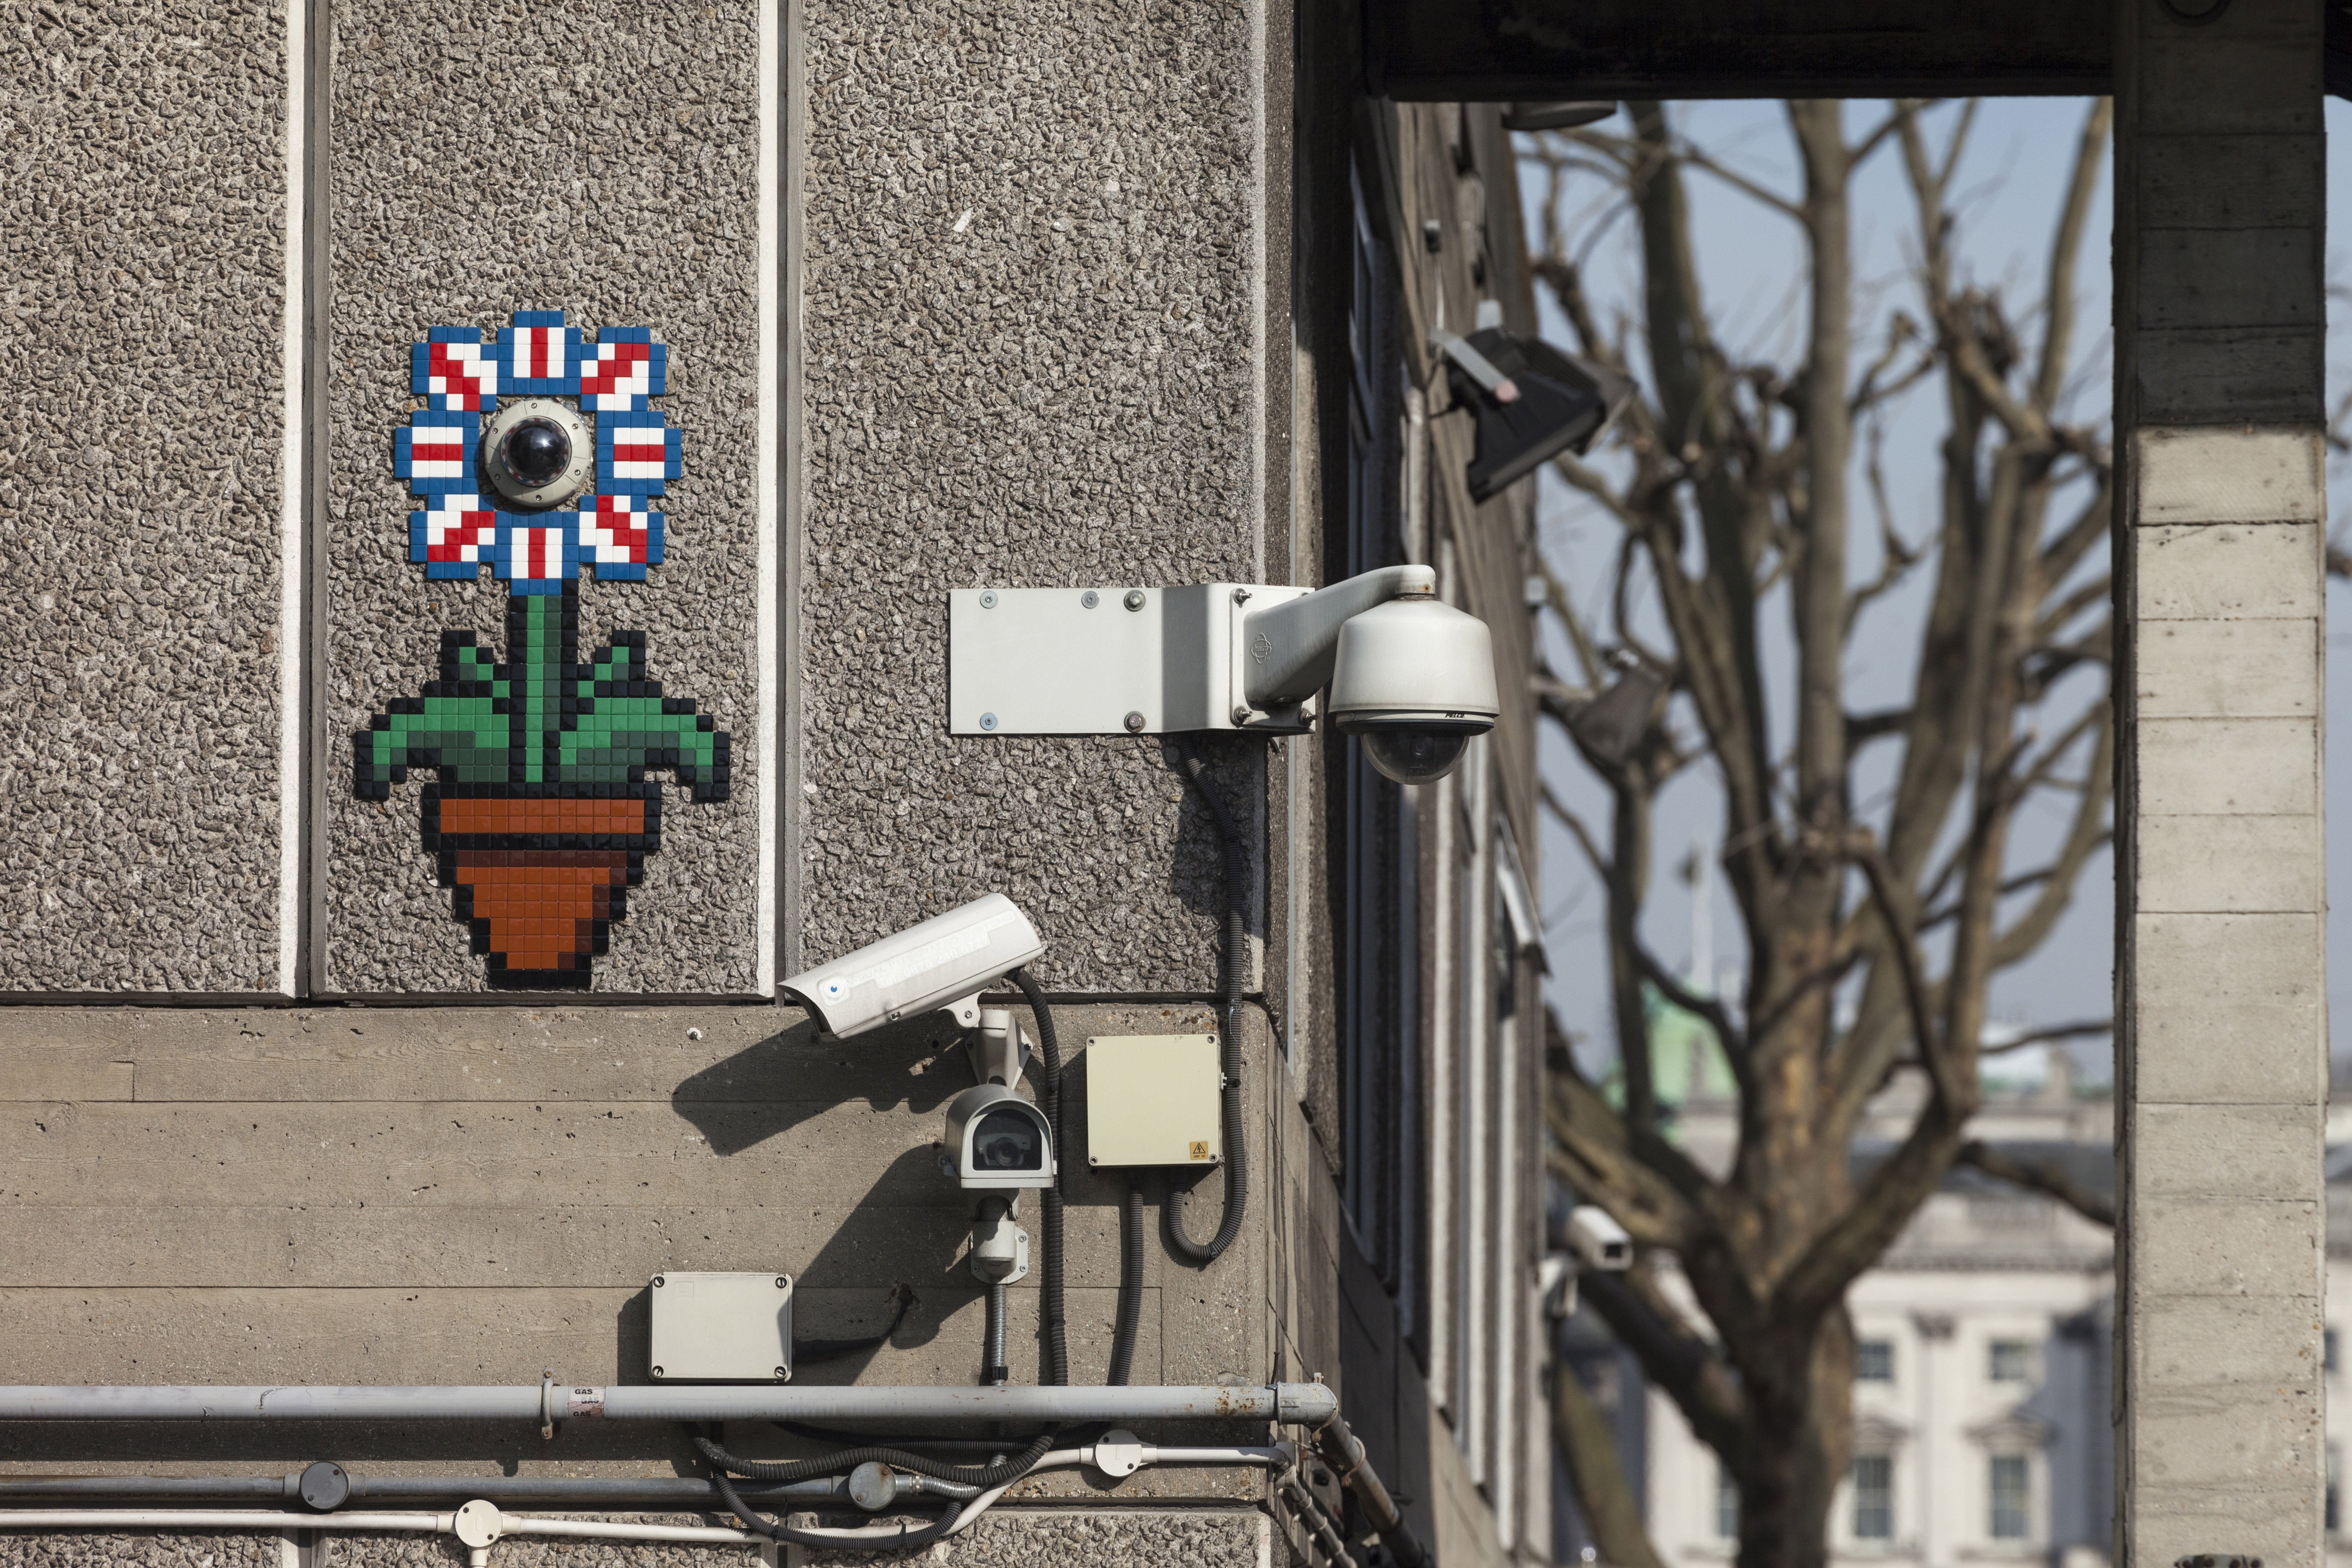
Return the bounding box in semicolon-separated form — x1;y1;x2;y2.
0;1382;1338;1426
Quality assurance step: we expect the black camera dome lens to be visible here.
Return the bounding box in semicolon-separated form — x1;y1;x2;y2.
503;418;571;488
972;1106;1043;1171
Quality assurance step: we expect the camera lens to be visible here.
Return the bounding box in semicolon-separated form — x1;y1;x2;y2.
1361;728;1471;786
503;418;571;488
972;1107;1043;1171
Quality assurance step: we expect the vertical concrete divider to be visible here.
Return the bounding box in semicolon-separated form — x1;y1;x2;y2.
2114;0;2328;1561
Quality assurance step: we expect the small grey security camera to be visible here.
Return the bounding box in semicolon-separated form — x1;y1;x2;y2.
943;1084;1056;1192
1566;1205;1632;1271
779;893;1044;1039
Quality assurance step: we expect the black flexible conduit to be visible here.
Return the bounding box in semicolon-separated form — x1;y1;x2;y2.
1005;964;1069;1386
982;1282;1009;1385
1108;1178;1145;1385
706;1466;961;1551
698;1424;1069;1552
1169;749;1248;1263
694;1428;1052;1488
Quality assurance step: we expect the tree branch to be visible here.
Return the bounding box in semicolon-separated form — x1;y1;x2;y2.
1552;1355;1674;1568
1579;1265;1748;1453
1956;1139;2113;1227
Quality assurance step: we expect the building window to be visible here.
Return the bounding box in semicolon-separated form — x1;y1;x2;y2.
1336;158;1421;1335
2329;1442;2341;1536
1988;1454;2029;1539
1715;1461;1739;1539
1988;1339;2031;1382
1852;1455;1892;1541
2327;1327;2339;1373
1856;1339;1894;1383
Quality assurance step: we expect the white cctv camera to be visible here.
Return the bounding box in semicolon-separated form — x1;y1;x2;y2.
1323;594;1500;784
1566;1205;1632;1271
942;1084;1057;1192
779;893;1044;1040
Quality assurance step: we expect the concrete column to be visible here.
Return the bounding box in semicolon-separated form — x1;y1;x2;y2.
2114;1;2327;1564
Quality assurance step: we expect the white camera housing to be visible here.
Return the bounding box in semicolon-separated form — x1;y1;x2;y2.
943;1084;1057;1192
1324;595;1499;784
779;894;1043;1039
1567;1204;1633;1271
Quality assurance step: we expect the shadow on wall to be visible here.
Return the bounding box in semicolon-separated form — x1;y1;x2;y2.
669;1013;974;1155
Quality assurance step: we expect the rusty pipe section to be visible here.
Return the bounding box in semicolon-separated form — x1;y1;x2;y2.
1312;1410;1430;1568
0;1382;1338;1427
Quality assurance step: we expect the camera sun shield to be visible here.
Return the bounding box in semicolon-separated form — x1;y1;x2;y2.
780;893;1044;1039
943;1084;1056;1192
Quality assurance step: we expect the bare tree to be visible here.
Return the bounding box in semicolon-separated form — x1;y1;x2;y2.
1526;98;2114;1568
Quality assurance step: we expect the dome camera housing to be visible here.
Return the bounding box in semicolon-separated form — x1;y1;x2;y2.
1327;596;1499;785
943;1084;1056;1192
480;396;593;511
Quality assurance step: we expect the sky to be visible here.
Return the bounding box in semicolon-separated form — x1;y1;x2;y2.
1519;99;2352;1086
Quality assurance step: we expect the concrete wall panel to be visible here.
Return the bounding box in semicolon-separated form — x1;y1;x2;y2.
794;0;1262;989
0;1002;1275;1456
0;2;289;992
323;2;764;994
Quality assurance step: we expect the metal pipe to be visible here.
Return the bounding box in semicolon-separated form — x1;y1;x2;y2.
0;1382;1337;1426
0;1473;968;1508
1312;1411;1427;1568
0;1509;762;1547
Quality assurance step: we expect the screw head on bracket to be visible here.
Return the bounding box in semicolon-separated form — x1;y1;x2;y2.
980;712;998;732
1081;590;1100;609
1123;589;1146;611
1124;711;1146;733
979;591;999;609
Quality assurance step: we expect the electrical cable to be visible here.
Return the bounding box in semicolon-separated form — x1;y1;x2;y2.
982;1281;1009;1385
1169;748;1248;1263
708;1465;961;1551
1108;1178;1144;1384
1005;964;1069;1386
692;1427;1052;1488
792;1283;914;1364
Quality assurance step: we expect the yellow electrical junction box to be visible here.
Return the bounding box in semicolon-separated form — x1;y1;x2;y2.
1084;1033;1224;1168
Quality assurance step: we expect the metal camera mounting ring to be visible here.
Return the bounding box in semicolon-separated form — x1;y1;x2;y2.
480;396;593;510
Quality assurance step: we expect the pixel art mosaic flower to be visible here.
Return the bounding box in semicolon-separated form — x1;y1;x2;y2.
391;313;682;595
360;310;728;989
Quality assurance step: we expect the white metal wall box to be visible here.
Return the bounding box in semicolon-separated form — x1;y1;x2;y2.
648;1271;794;1382
1084;1034;1224;1167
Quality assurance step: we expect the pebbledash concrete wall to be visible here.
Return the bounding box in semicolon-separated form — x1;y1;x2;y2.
792;0;1266;988
0;0;1326;1561
0;2;290;992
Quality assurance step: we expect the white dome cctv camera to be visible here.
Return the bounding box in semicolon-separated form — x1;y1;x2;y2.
779;893;1043;1039
1325;594;1500;785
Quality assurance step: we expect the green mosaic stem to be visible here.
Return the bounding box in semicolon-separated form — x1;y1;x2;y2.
359;588;720;788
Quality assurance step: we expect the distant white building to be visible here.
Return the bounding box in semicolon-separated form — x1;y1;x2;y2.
1558;1031;2125;1568
1572;1060;2352;1568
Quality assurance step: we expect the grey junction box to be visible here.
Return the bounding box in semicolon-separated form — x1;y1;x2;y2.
649;1271;794;1382
1085;1034;1224;1167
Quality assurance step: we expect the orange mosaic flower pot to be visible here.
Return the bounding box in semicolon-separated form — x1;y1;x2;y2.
422;789;659;980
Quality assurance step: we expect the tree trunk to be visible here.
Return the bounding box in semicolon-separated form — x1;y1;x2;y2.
1733;1314;1851;1568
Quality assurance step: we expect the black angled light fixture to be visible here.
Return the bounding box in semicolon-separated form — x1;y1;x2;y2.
1435;325;1635;503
